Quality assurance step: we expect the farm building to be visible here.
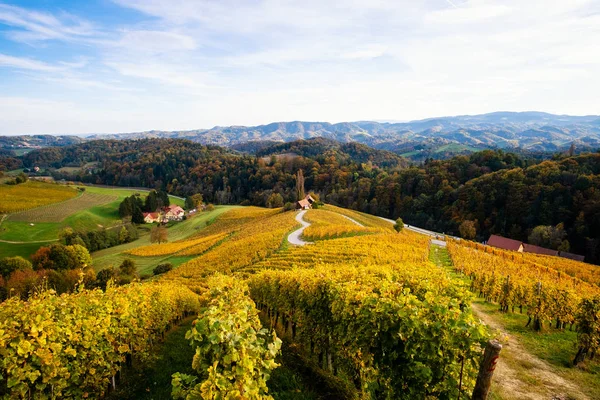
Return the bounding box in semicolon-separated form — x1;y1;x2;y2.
295;195;316;210
143;212;161;223
487;235;585;261
558;251;585;262
163;205;185;221
487;235;524;252
522;243;559;256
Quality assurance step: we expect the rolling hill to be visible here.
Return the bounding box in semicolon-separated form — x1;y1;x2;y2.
83;111;600;159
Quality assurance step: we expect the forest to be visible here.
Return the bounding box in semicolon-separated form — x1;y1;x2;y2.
9;138;600;263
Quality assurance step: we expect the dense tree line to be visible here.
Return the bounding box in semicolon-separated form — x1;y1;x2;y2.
0;244;95;301
20;138;600;263
60;225;139;253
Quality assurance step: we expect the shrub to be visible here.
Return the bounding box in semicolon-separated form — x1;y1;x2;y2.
394;218;404;233
119;259;136;276
153;263;173;275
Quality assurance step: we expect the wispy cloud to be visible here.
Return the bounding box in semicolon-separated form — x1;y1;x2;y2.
0;53;63;71
0;3;96;43
1;0;600;134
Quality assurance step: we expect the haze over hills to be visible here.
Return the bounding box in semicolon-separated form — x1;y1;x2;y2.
85;111;600;156
3;112;600;161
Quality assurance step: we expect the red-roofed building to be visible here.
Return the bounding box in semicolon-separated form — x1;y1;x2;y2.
296;199;311;210
487;235;524;252
295;194;316;210
523;243;558;256
164;205;185;221
559;251;585;262
143;212;161;224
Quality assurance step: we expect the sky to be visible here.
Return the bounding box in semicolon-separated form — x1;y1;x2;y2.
0;0;599;135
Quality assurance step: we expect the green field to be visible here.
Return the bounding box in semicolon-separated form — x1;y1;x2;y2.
0;185;189;261
0;185;185;241
8;192;118;223
0;241;54;259
91;205;237;275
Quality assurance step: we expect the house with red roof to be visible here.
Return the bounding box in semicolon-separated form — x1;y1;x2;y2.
163;205;185;221
522;243;559;256
143;212;161;224
487;235;524;252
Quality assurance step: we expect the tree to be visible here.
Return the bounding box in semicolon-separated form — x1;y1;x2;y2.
459;220;477;240
158;190;170;208
31;246;52;270
119;259;136;276
394;218;404;233
6;269;45;299
145;190;158;212
131;205;145;224
266;193;284;208
68;245;92;269
529;223;569;250
15;172;28;184
185;193;203;210
96;267;116;290
118;197;133;218
48;244;75;270
205;204;215;212
0;256;32;278
150;225;168;244
296;169;305;200
119;226;130;244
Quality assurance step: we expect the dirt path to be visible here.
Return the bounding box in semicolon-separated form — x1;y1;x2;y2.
341;214;364;227
0;239;58;244
378;216;449;245
287;210;313;246
471;304;589;400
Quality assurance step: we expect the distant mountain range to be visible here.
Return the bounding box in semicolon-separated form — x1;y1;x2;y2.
3;112;600;161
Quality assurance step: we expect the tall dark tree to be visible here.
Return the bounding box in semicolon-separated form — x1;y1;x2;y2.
145;190;158;212
118;197;133;218
296;169;305;200
131;205;145;224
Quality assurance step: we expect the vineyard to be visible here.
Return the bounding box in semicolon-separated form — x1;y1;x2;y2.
7;192;117;222
0;181;78;214
2;204;599;398
447;240;600;369
0;281;199;399
126;232;228;257
161;208;299;293
302;208;383;241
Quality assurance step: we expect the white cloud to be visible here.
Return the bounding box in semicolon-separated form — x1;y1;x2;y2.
425;3;511;24
104;60;213;89
0;3;96;42
115;30;197;54
0;53;62;71
1;0;600;134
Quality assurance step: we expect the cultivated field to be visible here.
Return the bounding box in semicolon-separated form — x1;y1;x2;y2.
0;184;186;245
7;192;117;222
0;181;78;214
91;206;237;275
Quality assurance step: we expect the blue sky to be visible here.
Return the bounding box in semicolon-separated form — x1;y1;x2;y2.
0;0;599;135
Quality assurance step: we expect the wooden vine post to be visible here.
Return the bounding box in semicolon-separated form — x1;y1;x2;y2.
472;340;502;400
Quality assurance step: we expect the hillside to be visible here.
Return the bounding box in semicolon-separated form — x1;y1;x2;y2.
0;135;85;155
1;204;599;399
7;138;600;263
4;112;600;161
84;112;600;158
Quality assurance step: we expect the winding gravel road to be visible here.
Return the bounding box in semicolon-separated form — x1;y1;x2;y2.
287;210;313;246
378;216;449;247
340;214;364;227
